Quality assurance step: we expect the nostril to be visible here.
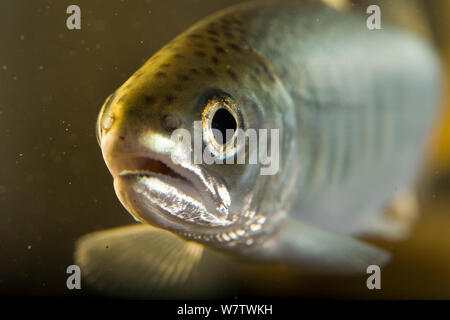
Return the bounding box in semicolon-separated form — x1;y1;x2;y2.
101;114;115;131
96;113;115;147
97;93;117;141
161;114;180;132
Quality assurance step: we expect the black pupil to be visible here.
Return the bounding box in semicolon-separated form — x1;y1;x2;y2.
211;108;237;144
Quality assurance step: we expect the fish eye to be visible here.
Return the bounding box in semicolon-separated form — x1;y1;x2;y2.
202;93;243;159
211;108;237;144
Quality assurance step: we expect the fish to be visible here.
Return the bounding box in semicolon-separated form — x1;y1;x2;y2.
75;0;443;297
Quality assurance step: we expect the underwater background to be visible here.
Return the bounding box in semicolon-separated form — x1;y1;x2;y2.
1;0;450;298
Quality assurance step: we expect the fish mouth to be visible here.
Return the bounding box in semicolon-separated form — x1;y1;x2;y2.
118;157;198;200
111;152;233;229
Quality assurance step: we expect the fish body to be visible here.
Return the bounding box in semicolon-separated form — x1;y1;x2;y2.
77;0;442;295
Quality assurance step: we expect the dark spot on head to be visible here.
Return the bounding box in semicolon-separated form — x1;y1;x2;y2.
128;107;145;119
224;31;233;39
177;74;191;81
230;17;241;25
145;95;156;104
208;37;219;43
155;71;167;79
195;42;206;49
227;69;238;82
161;63;170;68
189;68;199;75
119;135;125;140
207;29;219;37
173;84;184;91
188;34;202;39
174;53;184;59
165;94;176;104
211;56;219;65
214;46;226;54
161;114;180;132
195;50;206;57
203;66;217;78
221;23;231;31
227;42;241;52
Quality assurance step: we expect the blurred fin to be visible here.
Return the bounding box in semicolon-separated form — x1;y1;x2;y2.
74;224;238;298
249;219;390;275
359;189;420;241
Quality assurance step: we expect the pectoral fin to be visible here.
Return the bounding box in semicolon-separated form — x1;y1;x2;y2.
248;219;391;275
359;189;420;241
74;224;238;298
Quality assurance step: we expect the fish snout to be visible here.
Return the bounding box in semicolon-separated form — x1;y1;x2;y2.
100;121;179;178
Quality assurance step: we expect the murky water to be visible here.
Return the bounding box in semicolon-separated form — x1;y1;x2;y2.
1;0;450;298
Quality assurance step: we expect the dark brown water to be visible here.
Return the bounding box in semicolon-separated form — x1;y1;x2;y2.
1;0;450;298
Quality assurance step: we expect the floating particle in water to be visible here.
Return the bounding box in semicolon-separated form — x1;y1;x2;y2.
20;35;25;40
27;245;32;250
38;65;44;71
0;185;6;194
2;65;6;70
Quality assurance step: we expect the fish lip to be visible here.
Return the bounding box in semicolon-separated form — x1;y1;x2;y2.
117;169;204;204
110;150;233;226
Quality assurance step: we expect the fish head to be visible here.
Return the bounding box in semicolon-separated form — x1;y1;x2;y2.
96;28;297;246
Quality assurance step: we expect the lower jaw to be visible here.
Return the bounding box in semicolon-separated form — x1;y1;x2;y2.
113;175;190;231
113;174;231;231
